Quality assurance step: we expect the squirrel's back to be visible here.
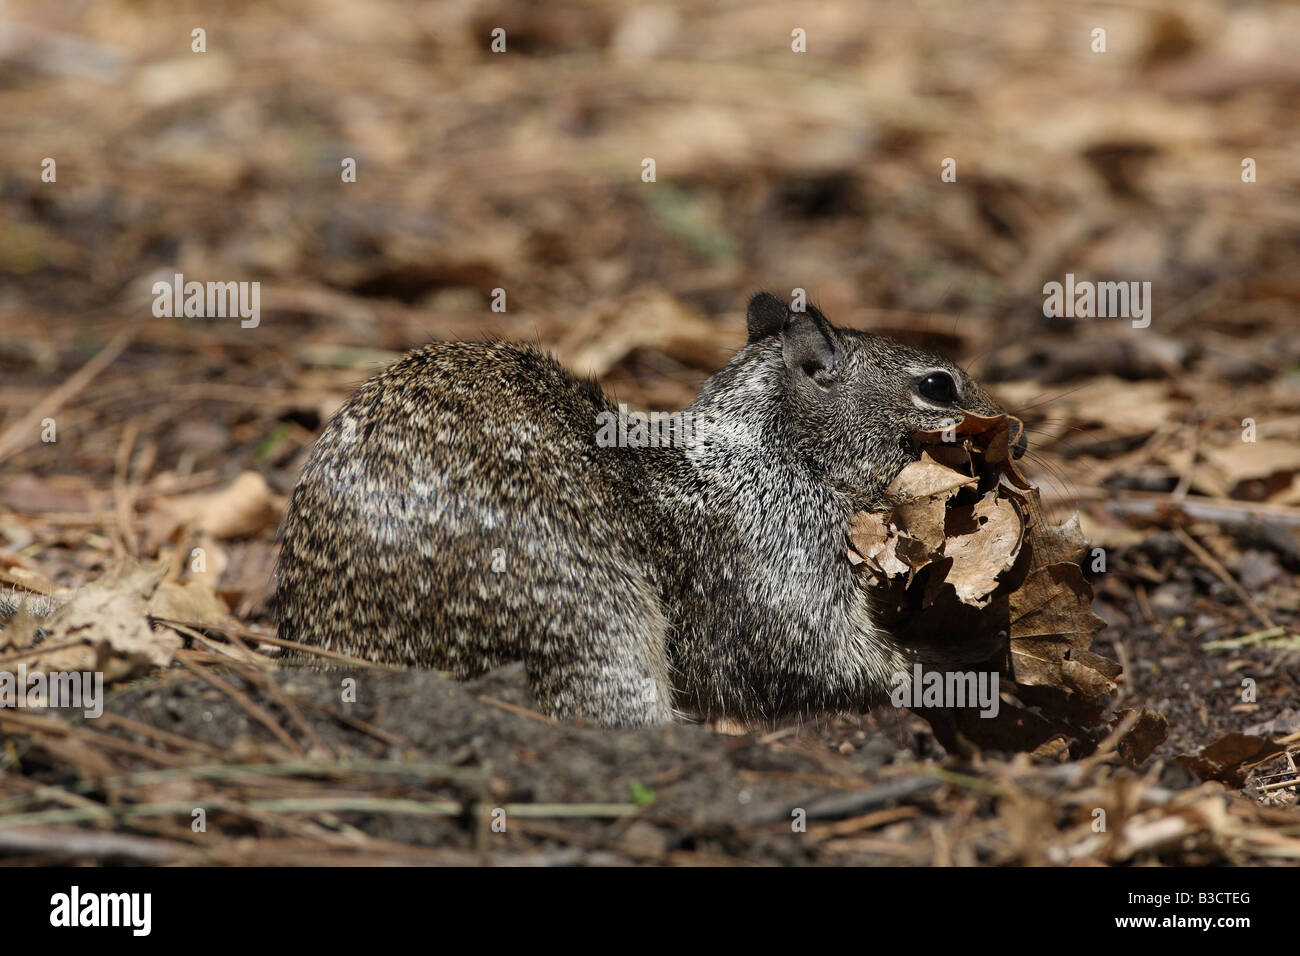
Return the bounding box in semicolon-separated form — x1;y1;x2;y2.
276;341;679;723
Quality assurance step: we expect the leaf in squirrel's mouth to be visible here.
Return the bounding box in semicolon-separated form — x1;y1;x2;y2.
845;410;1167;763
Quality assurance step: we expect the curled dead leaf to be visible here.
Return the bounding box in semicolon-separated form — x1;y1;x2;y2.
3;563;180;680
1176;732;1290;788
847;410;1165;761
158;470;282;540
0;561;233;682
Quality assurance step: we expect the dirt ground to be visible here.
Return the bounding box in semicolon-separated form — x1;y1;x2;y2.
1;0;1298;865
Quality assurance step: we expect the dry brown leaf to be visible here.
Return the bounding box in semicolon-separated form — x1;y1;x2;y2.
891;461;976;552
1200;440;1300;501
0;560;234;685
158;471;282;540
1176;732;1290;788
6;563;181;680
943;492;1023;606
0;472;92;512
555;291;733;378
847;410;1165;761
1112;708;1171;765
147;577;233;628
846;512;910;576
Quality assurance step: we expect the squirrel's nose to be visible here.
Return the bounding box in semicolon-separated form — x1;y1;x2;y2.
1008;416;1028;459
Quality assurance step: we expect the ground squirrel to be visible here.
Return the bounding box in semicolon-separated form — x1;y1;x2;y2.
277;293;1025;726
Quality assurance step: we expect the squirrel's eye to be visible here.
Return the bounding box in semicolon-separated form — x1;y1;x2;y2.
917;371;959;404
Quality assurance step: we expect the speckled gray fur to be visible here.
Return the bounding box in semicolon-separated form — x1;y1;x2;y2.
276;293;1011;726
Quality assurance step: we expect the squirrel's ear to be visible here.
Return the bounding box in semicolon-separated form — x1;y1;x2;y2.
746;292;789;343
781;308;840;389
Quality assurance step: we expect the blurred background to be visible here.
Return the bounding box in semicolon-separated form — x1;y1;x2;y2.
2;0;1299;754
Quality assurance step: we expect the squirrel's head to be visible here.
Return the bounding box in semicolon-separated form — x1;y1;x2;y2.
730;292;1025;508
